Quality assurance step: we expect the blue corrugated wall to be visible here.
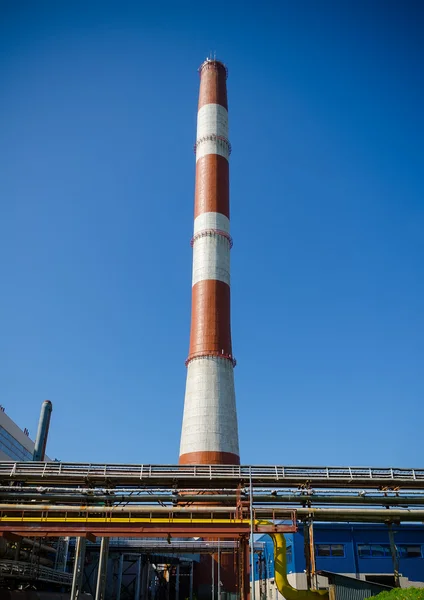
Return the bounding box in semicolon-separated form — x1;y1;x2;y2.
255;523;424;583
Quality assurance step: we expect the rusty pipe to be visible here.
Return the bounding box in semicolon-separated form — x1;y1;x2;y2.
1;504;424;522
21;537;57;553
1;493;423;506
0;503;238;513
295;507;424;522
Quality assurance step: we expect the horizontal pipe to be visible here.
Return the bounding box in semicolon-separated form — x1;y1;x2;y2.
0;494;235;503
296;507;424;522
0;503;237;513
1;504;424;523
1;493;424;507
19;551;53;566
6;485;424;496
4;488;189;494
21;537;57;553
0;485;245;501
263;495;424;506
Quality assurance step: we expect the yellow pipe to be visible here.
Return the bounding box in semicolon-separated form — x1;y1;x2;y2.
257;521;328;600
0;517;245;523
271;529;328;600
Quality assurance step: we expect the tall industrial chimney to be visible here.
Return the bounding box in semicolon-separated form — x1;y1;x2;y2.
179;59;240;465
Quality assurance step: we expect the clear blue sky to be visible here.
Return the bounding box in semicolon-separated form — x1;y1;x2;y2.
1;1;423;466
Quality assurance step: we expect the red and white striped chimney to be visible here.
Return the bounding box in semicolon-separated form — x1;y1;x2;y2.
179;59;240;466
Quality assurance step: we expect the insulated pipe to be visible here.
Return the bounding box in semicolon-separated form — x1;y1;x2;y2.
33;400;52;461
0;486;245;494
18;551;53;566
295;507;424;521
2;504;424;522
0;494;240;503
21;537;57;553
3;493;424;506
0;503;237;513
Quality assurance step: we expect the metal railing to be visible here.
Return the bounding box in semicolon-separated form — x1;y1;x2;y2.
0;559;72;585
77;538;266;552
0;462;423;488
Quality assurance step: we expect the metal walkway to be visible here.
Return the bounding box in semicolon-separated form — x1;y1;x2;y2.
0;559;72;585
1;462;423;489
79;538;266;553
0;506;298;537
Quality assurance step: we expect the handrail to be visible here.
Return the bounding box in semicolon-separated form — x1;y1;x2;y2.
0;559;72;585
0;462;422;489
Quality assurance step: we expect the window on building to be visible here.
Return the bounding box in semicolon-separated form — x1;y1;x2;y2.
316;544;345;558
331;544;345;557
358;544;423;559
0;426;33;461
286;545;292;562
358;545;371;557
372;545;388;558
358;544;392;558
398;545;422;558
316;545;330;557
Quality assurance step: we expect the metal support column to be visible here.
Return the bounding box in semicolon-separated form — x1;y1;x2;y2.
151;564;157;600
217;540;221;600
135;556;142;600
95;537;110;600
303;522;312;590
189;561;194;600
116;553;124;600
71;537;87;600
166;565;170;600
244;536;251;600
249;471;256;600
387;523;400;587
176;564;180;600
211;553;215;600
146;562;152;600
308;520;316;590
55;536;70;572
239;536;250;600
239;539;244;600
141;560;149;600
14;540;21;561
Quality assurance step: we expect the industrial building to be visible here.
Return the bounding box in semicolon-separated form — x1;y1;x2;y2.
0;404;50;462
253;524;424;596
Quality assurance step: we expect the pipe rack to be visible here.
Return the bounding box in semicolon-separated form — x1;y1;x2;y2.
1;462;423;489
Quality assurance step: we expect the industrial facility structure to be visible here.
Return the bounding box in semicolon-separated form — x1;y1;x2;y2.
179;58;239;466
254;523;424;594
1;462;424;599
1;59;424;600
0;403;61;594
0;403;51;462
